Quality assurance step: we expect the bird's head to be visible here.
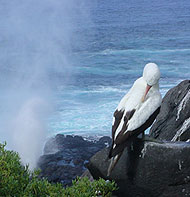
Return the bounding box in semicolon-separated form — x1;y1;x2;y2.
142;63;160;102
143;63;160;86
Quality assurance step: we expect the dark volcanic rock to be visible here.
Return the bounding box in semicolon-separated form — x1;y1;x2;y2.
87;138;190;197
85;81;190;196
38;80;190;196
150;80;190;141
38;134;111;186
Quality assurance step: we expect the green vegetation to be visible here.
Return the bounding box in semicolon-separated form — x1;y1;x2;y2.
0;143;117;196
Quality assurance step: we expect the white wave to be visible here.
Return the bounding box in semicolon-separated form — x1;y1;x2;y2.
86;86;128;93
99;48;190;56
59;85;130;95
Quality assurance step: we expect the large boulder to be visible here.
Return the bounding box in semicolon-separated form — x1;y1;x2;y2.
150;80;190;141
87;138;190;197
87;80;190;196
38;134;111;186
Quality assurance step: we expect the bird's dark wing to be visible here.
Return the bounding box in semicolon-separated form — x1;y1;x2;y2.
114;109;136;144
112;109;124;139
108;109;136;158
108;109;124;158
110;107;161;157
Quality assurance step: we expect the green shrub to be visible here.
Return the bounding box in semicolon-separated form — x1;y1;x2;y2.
63;177;117;197
0;143;117;196
0;143;30;196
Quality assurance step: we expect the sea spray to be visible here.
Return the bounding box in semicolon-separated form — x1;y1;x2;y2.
11;97;50;169
0;0;91;169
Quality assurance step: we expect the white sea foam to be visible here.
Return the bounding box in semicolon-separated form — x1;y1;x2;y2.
58;85;130;95
100;48;190;56
76;86;127;94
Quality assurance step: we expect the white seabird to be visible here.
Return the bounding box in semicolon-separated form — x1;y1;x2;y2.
107;63;162;176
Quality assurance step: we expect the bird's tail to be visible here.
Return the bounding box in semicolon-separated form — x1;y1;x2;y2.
107;153;122;177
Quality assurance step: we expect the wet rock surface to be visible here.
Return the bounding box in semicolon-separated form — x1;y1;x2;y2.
38;134;111;186
150;80;190;141
87;138;190;197
87;80;190;196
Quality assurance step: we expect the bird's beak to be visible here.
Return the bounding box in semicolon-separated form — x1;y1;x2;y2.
141;85;152;102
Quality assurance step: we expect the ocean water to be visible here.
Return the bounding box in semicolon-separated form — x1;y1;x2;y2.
1;0;190;140
49;0;190;137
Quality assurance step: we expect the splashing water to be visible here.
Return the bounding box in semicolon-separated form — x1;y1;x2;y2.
0;0;90;169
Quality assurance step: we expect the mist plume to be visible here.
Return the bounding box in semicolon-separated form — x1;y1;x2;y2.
0;0;90;169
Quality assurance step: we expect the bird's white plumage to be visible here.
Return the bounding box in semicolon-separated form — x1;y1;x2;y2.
108;63;162;176
113;63;162;140
127;79;161;131
112;117;115;126
143;63;160;86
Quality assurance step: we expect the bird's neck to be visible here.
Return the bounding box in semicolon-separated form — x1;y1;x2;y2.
152;83;160;91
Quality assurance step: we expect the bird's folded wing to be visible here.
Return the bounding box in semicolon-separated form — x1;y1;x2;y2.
109;109;136;158
113;109;136;145
112;109;124;139
110;106;161;158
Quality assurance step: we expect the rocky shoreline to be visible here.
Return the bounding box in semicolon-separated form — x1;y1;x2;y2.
37;134;112;186
38;80;190;196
